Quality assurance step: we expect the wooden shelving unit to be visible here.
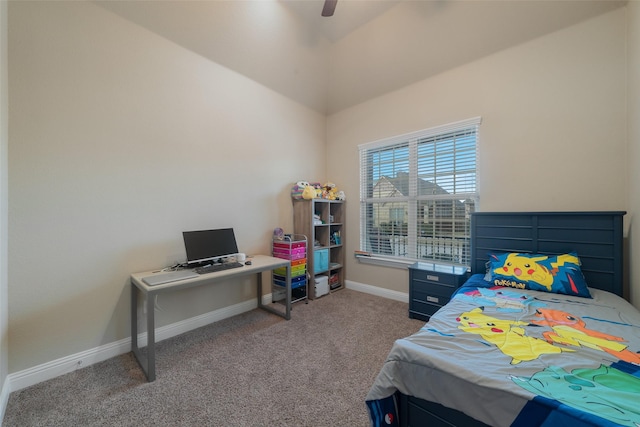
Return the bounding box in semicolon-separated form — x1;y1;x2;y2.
293;199;344;299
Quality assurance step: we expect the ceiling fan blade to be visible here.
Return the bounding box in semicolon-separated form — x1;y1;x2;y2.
321;0;337;17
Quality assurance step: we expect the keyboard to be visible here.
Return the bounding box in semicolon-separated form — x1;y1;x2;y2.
195;261;244;275
142;270;199;286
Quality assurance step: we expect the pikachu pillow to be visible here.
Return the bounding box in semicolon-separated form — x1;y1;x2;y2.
486;252;591;298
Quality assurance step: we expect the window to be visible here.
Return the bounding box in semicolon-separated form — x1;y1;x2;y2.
359;117;480;267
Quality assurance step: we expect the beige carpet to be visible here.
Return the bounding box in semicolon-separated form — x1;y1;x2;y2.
4;289;423;426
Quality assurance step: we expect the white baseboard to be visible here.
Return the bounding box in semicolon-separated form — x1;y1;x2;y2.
7;295;269;393
3;284;406;398
8;336;132;392
0;374;10;423
345;279;408;303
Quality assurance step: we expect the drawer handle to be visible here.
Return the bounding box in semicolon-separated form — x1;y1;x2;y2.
427;275;439;281
426;296;439;303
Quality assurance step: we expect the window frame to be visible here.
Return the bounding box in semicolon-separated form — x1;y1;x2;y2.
358;117;481;269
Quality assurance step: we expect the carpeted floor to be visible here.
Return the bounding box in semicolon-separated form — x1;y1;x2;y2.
3;289;423;426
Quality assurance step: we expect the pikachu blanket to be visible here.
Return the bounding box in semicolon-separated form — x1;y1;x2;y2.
366;274;640;427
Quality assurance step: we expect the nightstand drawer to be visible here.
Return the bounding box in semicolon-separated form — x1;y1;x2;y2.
408;262;468;320
410;269;464;286
409;299;444;320
411;279;456;299
411;284;451;307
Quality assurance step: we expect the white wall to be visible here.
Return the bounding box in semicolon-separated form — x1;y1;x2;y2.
326;0;624;114
96;1;332;113
1;0;10;413
8;1;326;373
628;1;640;309
327;9;630;300
5;0;637;392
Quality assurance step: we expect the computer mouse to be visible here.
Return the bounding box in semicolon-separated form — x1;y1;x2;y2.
245;261;252;265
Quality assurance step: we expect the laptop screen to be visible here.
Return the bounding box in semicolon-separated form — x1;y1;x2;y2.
182;228;239;265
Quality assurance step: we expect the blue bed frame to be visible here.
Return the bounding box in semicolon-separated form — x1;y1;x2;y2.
396;211;626;427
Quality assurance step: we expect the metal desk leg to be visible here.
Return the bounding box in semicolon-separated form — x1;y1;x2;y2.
131;282;139;356
258;267;291;320
285;263;292;318
257;271;263;310
130;282;156;382
146;294;156;381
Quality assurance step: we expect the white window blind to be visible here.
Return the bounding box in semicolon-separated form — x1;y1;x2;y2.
359;117;480;267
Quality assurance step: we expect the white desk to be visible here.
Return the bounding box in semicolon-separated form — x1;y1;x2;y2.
130;255;291;381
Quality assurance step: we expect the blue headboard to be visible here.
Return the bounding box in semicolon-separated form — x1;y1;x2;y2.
471;211;626;297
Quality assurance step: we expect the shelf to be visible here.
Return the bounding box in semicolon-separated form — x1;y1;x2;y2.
293;198;345;300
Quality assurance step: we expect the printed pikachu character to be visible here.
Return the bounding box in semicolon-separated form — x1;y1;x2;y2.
494;253;580;291
457;307;571;364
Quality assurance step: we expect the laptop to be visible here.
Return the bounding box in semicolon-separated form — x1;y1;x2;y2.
141;270;199;286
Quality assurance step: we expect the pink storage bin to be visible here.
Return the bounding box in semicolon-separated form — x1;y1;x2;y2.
273;247;305;258
273;241;306;250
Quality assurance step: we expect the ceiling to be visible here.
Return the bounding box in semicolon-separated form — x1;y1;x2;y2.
282;0;402;42
96;0;626;115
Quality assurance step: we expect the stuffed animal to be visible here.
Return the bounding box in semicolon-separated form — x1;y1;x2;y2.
302;184;316;200
312;182;323;198
323;182;338;200
291;181;313;200
291;181;310;199
336;190;346;201
273;228;285;240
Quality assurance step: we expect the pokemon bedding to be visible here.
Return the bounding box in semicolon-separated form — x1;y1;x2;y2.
366;274;640;427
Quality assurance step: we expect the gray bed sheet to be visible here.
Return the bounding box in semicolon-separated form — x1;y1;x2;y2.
366;286;640;426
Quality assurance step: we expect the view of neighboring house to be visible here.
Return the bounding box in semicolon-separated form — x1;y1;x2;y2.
366;172;474;264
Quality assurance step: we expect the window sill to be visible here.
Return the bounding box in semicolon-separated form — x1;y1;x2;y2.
354;253;415;269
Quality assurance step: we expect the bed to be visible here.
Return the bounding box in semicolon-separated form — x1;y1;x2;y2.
366;211;640;427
